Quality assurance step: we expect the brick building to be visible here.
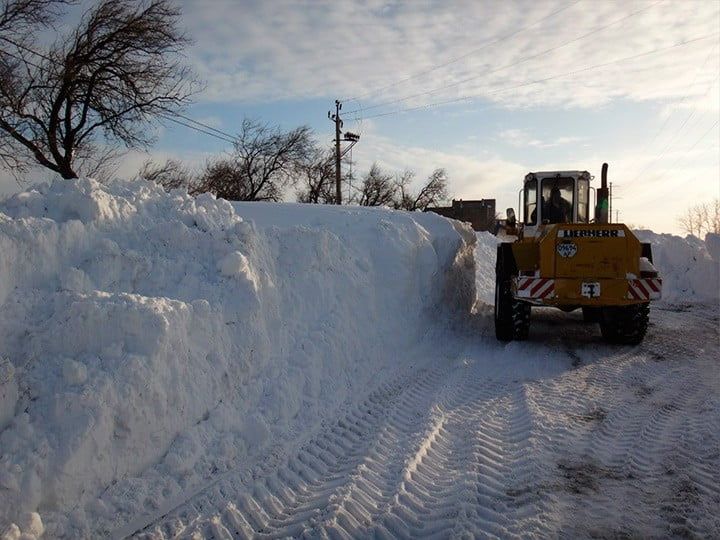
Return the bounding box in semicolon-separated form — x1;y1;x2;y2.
426;199;497;232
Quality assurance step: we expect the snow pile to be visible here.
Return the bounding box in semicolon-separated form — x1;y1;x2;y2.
704;232;720;265
635;230;720;303
473;231;498;306
0;178;476;537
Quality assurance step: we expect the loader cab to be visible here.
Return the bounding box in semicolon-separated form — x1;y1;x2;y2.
520;171;591;237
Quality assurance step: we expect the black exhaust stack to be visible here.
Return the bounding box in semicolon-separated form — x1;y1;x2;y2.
596;163;609;224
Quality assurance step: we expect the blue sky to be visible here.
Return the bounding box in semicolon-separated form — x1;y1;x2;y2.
3;0;719;234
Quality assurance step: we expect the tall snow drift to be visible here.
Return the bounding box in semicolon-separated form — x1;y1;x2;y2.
635;230;719;303
0;178;476;536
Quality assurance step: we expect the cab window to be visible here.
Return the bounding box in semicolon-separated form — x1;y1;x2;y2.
541;177;574;224
577;178;589;223
524;179;537;225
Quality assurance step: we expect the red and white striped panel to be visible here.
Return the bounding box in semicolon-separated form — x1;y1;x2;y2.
515;277;555;300
627;278;662;300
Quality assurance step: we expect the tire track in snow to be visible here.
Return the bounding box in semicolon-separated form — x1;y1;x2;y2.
128;304;719;538
133;344;564;539
543;304;720;538
132;360;457;538
363;364;557;538
434;376;559;538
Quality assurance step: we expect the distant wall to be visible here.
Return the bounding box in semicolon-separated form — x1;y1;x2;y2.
426;199;497;233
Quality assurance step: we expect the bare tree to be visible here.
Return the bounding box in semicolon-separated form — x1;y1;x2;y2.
414;168;449;210
194;158;268;201
135;158;196;192
392;169;416;210
394;167;449;211
0;0;197;180
356;162;397;207
711;198;720;235
75;145;123;183
197;119;314;201
296;149;336;204
0;0;74;173
0;0;70;31
677;207;700;237
678;199;720;237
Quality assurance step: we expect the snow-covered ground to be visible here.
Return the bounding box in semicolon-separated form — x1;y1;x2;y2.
0;178;718;538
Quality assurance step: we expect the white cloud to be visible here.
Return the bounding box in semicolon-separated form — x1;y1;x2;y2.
498;129;583;148
337;118;719;234
181;0;720;113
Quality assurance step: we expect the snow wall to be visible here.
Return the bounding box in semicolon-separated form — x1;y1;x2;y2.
635;230;720;304
0;178;477;536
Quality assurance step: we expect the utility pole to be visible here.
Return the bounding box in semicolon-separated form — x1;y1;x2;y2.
328;100;360;205
328;100;343;205
609;182;623;224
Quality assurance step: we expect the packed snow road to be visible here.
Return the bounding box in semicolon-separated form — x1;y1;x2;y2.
125;302;720;539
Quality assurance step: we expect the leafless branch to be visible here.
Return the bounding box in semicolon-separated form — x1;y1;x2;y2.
0;0;198;179
135;157;196;192
357;163;397;207
196;119;315;201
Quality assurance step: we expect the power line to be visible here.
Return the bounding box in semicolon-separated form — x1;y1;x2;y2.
0;35;54;63
349;32;720;121
685;119;720;154
631;42;719;159
635;119;719;197
0;40;47;71
651;119;720;180
344;1;663;117
631;72;720;182
342;0;582;103
168;111;238;143
160;114;236;145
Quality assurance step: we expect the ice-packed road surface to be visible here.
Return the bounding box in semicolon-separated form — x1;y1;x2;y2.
132;302;720;539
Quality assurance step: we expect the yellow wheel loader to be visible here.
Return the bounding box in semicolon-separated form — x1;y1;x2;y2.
495;163;661;344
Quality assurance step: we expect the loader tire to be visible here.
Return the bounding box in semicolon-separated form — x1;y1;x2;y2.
599;303;650;345
582;307;602;323
495;253;530;341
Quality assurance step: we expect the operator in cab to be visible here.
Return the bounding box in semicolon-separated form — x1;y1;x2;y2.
545;186;572;223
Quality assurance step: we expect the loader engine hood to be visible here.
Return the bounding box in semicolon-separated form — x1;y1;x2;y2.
545;223;640;279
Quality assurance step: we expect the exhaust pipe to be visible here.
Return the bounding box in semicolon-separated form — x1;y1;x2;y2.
596;163;609;224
